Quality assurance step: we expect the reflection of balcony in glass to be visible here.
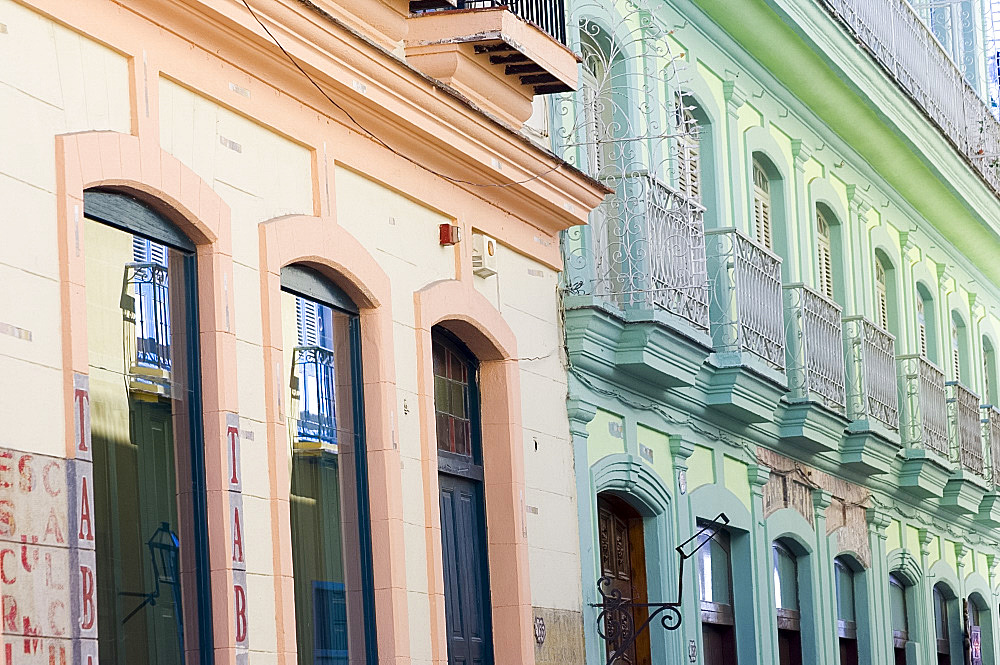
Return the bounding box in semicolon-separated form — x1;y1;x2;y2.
124;236;172;398
291;296;338;452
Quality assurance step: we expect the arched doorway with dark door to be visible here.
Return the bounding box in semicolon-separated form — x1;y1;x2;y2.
597;492;652;665
967;591;993;665
433;328;494;665
834;556;860;665
697;523;736;665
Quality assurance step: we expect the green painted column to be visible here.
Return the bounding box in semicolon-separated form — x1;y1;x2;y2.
936;263;954;378
722;80;747;231
847;187;873;316
567;398;601;665
812;489;837;664
917;528;937;665
790;139;812;285
969;294;986;396
670;437;698;665
988;554;1000;665
898;232;917;355
955;542;970;665
748;464;776;665
866;508;893;665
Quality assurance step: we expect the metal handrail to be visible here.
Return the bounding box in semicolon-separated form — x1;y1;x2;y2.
784;284;845;409
454;0;567;44
947;381;983;475
843;316;898;429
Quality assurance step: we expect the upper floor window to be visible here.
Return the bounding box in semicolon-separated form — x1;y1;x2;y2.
952;321;962;382
918;299;929;358
950;312;969;384
916;283;939;363
984;336;998;404
875;260;889;331
816;210;834;300
676;95;701;202
752;159;772;250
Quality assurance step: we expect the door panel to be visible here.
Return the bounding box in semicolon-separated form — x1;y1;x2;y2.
439;473;491;665
702;624;737;665
597;495;651;665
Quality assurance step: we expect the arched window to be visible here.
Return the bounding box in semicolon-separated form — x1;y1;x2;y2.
874;251;900;338
433;329;494;664
934;584;951;664
834;557;858;665
281;265;377;664
773;540;801;665
888;573;910;661
84;190;212;662
676;94;701;203
917;283;939;364
579;26;623;180
984;336;998;405
968;593;991;663
752;158;772;250
698;524;736;662
951;311;969;383
875;260;889;331
816;209;834;300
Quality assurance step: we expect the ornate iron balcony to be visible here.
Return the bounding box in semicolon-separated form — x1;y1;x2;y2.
291;345;339;450
783;284;845;409
413;0;567;45
566;172;710;332
897;354;948;455
124;262;171;372
706;228;785;369
982;405;1000;485
819;0;1000;193
843;316;898;430
947;381;984;475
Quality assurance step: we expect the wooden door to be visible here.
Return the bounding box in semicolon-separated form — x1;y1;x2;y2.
597;495;651;665
439;473;491;665
777;630;802;665
839;639;859;665
702;623;736;665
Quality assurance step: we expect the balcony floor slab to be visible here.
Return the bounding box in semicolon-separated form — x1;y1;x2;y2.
778;400;849;455
898;448;953;499
976;491;1000;527
840;429;900;476
704;360;786;424
941;470;990;516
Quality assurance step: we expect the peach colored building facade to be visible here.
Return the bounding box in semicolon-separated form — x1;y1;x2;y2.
0;1;606;663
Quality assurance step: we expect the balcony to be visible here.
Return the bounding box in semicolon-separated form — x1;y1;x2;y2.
703;229;786;422
778;284;848;453
405;1;578;126
818;0;1000;194
978;406;1000;524
936;381;990;514
562;173;712;388
290;346;339;453
839;316;898;474
123;262;172;399
897;355;952;497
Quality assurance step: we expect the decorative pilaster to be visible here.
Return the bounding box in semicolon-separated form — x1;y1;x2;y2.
897;231;918;353
748;464;774;665
811;490;836;665
937;262;954;377
866;508;893;665
790;139;812;285
723;80;748;232
670;436;698;662
917;528;936;665
846;186;872;315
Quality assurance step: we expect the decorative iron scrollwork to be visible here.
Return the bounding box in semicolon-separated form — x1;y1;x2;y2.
592;512;729;665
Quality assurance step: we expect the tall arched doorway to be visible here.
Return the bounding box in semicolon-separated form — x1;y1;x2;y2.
597;493;651;665
433;328;493;665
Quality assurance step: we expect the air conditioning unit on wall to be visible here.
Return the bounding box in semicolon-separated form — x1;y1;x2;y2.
472;232;498;278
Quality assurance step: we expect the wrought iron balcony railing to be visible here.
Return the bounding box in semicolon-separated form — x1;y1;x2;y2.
706;228;785;370
983;405;1000;486
418;0;567;45
819;0;1000;194
568;172;710;332
947;381;984;475
291;345;339;450
783;284;845;410
898;354;948;456
124;262;171;373
843;316;898;430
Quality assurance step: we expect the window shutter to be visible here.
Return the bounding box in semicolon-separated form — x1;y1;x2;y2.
917;300;928;358
133;236;148;262
816;211;833;299
875;261;888;330
752;161;772;249
582;75;603;178
676;99;701;202
952;323;961;382
296;297;320;347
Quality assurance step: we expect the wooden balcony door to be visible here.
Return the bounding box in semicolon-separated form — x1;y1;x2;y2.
597;494;651;665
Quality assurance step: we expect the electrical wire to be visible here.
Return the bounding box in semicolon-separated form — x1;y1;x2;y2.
239;0;565;189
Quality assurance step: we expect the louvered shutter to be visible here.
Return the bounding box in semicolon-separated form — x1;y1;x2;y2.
917;300;928;358
676;98;701;202
875;261;888;330
752;161;772;249
816;211;833;299
952;323;961;381
582;74;603;178
296;297;320;347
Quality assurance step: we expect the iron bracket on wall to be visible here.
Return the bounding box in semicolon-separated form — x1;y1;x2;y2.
592;512;730;665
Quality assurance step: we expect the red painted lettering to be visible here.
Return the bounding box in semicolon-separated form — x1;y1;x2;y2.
0;451;12;489
48;643;67;665
21;545;37;573
75;388;89;454
42;462;61;497
78;476;93;542
44;552;63;591
48;599;66;636
228;426;240;486
234;584;247;642
0;550;15;584
43;510;64;545
232;506;244;564
18;455;33;493
0;501;13;538
80;565;95;630
2;595;16;632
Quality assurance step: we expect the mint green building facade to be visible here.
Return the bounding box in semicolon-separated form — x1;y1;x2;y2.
555;0;1000;664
